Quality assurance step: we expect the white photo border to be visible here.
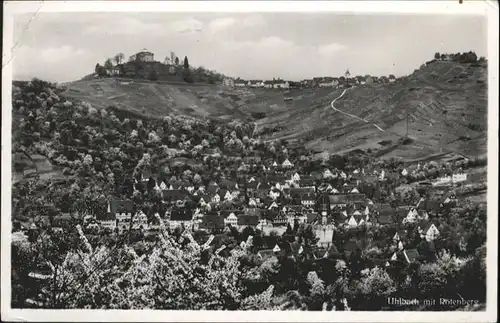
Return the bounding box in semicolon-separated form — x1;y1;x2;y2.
2;1;498;322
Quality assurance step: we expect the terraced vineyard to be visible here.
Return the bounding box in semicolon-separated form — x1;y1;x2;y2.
257;60;487;160
63;60;487;161
64;78;294;123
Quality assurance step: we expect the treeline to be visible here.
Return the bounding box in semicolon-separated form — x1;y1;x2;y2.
433;51;485;64
93;52;225;85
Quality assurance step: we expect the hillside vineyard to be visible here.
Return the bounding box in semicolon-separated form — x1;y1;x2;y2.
11;53;487;311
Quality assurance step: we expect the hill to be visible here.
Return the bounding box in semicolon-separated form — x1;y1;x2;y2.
62;60;487;161
256;60;488;161
62;78;293;122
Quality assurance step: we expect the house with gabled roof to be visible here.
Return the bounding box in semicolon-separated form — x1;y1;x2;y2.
317;183;332;192
243;207;263;217
440;191;457;207
322;168;334;179
301;193;316;207
268;201;279;210
224;212;239;227
257;249;277;262
148;214;162;232
219;178;238;190
234;79;247;87
418;222;440;242
162;189;187;204
331;211;346;226
346;193;366;203
211;193;221;204
207;181;219;193
329;194;349;208
402;207;418;224
168;208;193;230
197;195;210;207
237;215;259;228
306;213;320;225
290;172;300;182
248;197;258;207
220;189;233;201
347;214;359;228
273;214;288;226
290;187;314;198
350;187;360;194
389;251;400;263
355;75;366;85
109;199;134;216
416;198;442;216
403;249;420;264
392;229;407;242
158;181;167;190
282;158;294;168
247;80;264;88
269;189;281;200
299;178;315;189
109;199;134;231
96;211;116;232
200;215;225;231
131;210;149;230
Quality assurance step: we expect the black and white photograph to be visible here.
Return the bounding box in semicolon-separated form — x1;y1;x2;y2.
2;1;498;322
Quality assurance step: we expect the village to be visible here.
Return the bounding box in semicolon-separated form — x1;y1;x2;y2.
98;48;399;89
25;152;472;268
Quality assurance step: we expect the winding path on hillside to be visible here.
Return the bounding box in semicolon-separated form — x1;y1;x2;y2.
329;88;386;132
329;87;470;158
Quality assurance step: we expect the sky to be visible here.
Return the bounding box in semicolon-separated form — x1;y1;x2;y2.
11;12;487;82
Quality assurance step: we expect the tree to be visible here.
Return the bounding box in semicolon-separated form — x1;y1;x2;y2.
95;64;106;77
28;221;275;309
114;53;125;65
434;52;441;60
345;69;350;78
175;57;180;65
104;58;113;71
358;267;396;297
183;56;189;69
170;52;176;65
183;69;194;84
148;70;158;81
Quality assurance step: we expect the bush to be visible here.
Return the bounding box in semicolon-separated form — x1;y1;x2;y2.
251;112;267;120
400;137;413;145
148;70;158;81
378;140;392;146
183;71;194;84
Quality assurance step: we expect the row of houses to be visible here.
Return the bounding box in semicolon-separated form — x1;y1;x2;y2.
22;161;456;269
223;75;398;89
311;75;397;88
224;78;298;89
85;175;453;243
